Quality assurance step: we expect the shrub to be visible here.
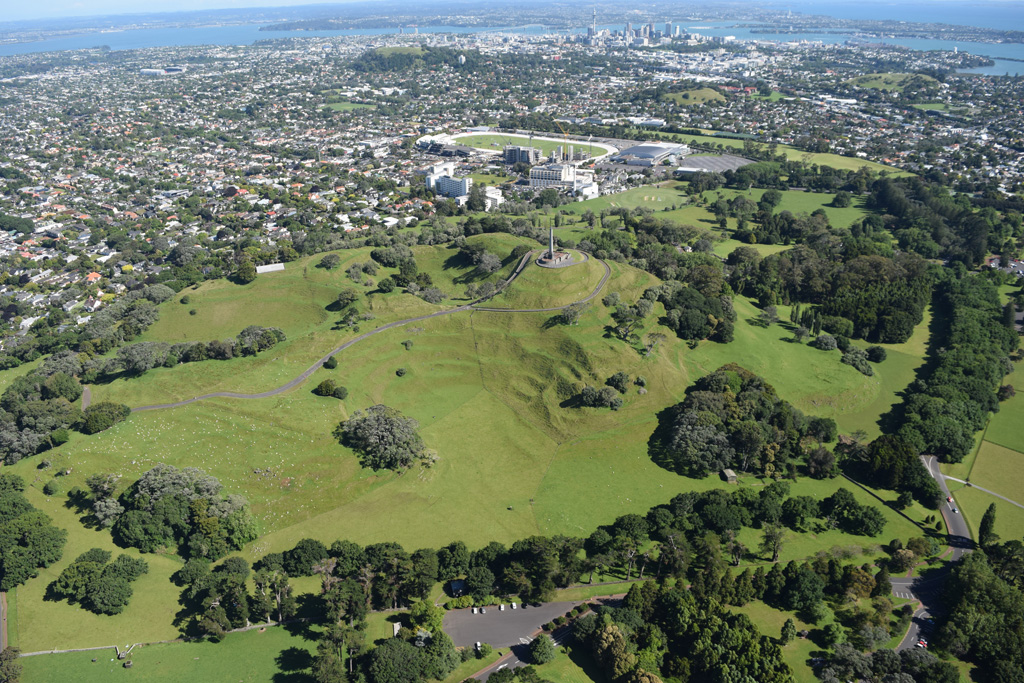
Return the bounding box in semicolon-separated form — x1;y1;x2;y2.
543;621;556;632
180;295;191;304
323;356;338;370
835;335;852;352
554;616;567;626
401;340;414;350
189;309;197;316
332;386;349;400
396;368;407;377
43;479;59;496
842;348;874;376
821;315;854;338
998;384;1016;401
866;346;887;363
605;372;630;394
811;334;837;351
634;375;647;387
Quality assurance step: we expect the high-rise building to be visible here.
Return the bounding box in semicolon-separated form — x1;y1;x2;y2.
426;174;472;198
504;145;542;165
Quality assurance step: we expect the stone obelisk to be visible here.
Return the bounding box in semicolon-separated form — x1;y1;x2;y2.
549;227;555;259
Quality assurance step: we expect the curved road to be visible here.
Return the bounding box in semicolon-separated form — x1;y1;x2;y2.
893;456;974;652
129;251;610;413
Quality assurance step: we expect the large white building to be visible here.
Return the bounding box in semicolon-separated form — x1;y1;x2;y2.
529;164;598;200
427;174;472;198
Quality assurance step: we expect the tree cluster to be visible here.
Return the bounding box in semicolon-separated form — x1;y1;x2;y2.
0;473;67;590
335;404;428;471
51;548;148;615
650;364;837;478
107;464;258;560
573;582;791;683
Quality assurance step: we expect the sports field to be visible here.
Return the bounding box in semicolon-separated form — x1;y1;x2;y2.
455;134;571;157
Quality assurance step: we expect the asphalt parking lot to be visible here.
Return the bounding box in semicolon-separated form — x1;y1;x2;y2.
442;601;578;648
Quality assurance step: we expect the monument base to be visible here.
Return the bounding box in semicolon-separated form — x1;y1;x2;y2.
536;250;575;268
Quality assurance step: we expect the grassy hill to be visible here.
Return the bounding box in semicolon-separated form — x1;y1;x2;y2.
663;88;726;105
847;72;938;92
4;241;937;656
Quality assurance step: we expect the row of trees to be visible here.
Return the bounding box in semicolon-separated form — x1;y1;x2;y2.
110;325;286;376
896;273;1018;462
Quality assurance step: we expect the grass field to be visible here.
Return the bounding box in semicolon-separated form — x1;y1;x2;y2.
455;134;567;157
847;73;937;92
19;624;320;683
534;648;610;683
663;88;725;105
948;482;1024;543
323;101;374;111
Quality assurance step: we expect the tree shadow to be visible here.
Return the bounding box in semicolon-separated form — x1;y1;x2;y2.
276;646;314;672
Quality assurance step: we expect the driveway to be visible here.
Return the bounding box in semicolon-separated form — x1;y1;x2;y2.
443;601;577;648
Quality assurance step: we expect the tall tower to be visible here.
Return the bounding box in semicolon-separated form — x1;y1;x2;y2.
549;227;556;259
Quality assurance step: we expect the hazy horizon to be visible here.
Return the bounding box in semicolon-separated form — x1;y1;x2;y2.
5;0;1022;25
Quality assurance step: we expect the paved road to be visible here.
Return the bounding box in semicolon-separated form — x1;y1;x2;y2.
892;456;975;651
127;251;610;413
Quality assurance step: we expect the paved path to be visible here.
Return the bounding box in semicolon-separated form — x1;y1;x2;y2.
126;251;610;413
80;385;91;411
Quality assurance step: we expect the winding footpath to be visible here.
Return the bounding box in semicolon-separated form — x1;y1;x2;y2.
127;252;610;413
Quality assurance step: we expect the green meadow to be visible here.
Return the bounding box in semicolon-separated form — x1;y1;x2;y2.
5;221;939;660
663;88;725;105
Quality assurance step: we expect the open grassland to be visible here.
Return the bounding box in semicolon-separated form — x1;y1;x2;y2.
86;234;535;406
7;253;933;651
700;187;870;229
678;297;931;440
19;623;320;683
455;134;567;157
663;88;725;105
489;253;606;309
847;73;937;92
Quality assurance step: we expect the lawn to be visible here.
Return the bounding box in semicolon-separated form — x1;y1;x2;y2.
700;187;870;230
18;623;320;683
739;601;820;683
644;129;909;175
981;374;1024;454
663;88;725;105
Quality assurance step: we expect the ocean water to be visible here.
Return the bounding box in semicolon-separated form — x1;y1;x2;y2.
1;7;1022;75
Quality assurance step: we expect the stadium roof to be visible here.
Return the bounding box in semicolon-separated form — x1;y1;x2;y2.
616;142;688;159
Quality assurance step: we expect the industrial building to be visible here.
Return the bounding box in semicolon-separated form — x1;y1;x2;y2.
611;142;690;167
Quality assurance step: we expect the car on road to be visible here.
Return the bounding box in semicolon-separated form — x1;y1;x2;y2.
916;639;928;648
952;507;959;513
947;496;953;503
